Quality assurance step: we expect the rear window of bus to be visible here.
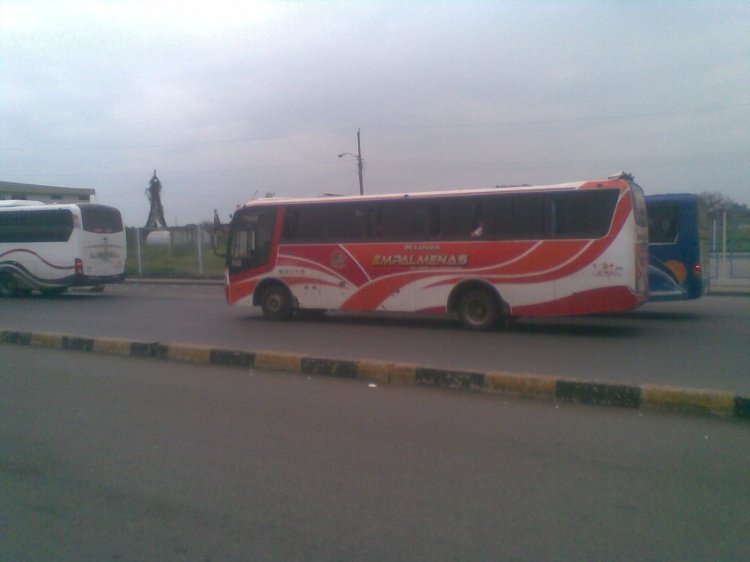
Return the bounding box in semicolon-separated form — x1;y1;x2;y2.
80;206;123;234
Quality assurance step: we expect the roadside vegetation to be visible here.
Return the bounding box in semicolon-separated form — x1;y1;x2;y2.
125;227;225;278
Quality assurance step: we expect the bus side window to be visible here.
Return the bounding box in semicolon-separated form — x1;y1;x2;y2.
552;190;618;239
354;207;371;240
469;202;484;238
439;199;477;240
372;206;384;239
483;194;548;239
409;203;441;240
648;205;680;244
428;203;441;238
282;208;299;241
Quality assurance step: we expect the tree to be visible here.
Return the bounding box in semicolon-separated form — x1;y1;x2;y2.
699;191;749;218
700;191;733;215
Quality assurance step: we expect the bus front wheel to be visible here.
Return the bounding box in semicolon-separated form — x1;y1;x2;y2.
260;285;293;321
458;289;500;331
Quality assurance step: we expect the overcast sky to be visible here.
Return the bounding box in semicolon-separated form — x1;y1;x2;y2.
1;0;748;226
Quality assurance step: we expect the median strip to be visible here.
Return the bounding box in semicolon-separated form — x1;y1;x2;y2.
2;329;748;421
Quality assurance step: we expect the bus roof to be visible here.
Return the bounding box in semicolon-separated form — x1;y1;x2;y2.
645;193;703;203
0;202;118;212
236;175;635;210
0;200;46;208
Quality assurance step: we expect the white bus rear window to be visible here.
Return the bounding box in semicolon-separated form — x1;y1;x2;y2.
80;206;123;233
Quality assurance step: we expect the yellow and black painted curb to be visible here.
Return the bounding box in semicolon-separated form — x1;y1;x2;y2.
2;329;748;421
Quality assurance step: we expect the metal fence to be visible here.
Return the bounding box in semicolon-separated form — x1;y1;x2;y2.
126;226;226;278
709;211;750;284
710;252;750;282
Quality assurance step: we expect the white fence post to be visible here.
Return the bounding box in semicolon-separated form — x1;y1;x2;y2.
136;227;143;276
196;225;204;276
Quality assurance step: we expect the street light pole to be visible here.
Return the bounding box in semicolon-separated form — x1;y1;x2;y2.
338;129;364;196
356;128;364;196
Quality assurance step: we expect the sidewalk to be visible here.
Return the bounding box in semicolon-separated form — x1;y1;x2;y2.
708;276;750;296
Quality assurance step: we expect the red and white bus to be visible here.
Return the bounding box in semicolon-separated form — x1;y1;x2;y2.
224;172;649;330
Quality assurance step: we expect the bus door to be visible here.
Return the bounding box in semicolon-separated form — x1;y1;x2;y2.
228;207;277;275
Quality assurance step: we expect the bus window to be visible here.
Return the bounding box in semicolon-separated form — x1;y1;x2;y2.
648;204;681;244
373;201;436;241
438;198;479;240
80;205;124;234
229;208;276;270
286;203;370;243
373;202;404;240
282;208;299;241
552;190;619;239
484;193;548;239
0;209;74;243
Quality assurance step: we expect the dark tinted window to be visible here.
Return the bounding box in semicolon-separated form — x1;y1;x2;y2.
0;209;74;243
80;205;123;233
374;201;438;240
648;204;681;244
552;189;619;238
484;193;549;239
277;189;620;243
282;201;438;243
438;198;482;239
283;204;371;242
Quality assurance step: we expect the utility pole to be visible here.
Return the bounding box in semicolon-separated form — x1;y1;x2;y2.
338;129;364;195
356;128;364;196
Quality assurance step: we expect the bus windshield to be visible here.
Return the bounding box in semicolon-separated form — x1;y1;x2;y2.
228;208;276;272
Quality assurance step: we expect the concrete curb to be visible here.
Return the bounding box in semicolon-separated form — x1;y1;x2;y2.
2;329;748;421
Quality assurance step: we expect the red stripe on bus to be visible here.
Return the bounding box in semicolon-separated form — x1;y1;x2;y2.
511;286;639;316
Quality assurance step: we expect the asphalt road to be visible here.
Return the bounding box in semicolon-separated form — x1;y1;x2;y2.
2;284;749;394
2;345;749;561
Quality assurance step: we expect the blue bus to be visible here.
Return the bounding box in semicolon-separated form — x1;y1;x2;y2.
646;193;710;301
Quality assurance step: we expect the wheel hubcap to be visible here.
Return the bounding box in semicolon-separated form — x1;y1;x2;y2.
469;301;487;321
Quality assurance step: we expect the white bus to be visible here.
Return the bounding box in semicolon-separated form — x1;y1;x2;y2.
0;202;126;297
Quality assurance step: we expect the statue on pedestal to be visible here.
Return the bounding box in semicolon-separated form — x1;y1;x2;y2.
145;170;167;229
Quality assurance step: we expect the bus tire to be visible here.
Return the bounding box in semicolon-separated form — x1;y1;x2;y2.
0;274;18;298
260;285;294;321
458;289;500;331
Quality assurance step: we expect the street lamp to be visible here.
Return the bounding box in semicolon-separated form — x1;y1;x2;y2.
338;128;364;196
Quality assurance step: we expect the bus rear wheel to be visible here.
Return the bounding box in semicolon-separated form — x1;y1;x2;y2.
260;285;294;321
0;274;18;298
458;289;500;331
